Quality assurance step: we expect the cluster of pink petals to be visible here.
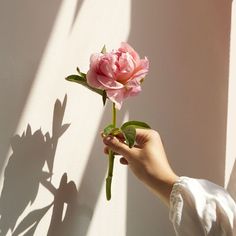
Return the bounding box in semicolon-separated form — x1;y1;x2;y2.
86;42;149;109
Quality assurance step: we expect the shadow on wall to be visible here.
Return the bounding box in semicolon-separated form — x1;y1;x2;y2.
65;100;125;236
0;96;79;235
0;93;104;236
0;0;63;175
0;0;84;176
124;0;232;235
0;1;112;235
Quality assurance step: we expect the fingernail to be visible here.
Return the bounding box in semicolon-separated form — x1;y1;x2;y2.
104;135;113;144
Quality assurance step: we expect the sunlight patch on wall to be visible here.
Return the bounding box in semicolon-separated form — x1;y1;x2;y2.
10;0;131;185
1;0;132;235
86;110;130;236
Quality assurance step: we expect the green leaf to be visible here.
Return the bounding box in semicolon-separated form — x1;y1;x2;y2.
80;72;87;78
101;45;106;54
103;124;115;136
121;126;136;148
65;74;86;83
76;67;81;74
110;128;121;136
102;90;107;106
140;78;145;83
76;67;87;78
103;125;121;136
65;74;104;96
121;120;151;130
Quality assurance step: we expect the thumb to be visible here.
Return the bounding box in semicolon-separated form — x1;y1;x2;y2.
103;136;132;157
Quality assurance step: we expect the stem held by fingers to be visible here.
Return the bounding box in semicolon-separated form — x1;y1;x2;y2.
106;103;116;200
106;150;115;200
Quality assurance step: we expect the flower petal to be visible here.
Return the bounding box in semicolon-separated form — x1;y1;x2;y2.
87;70;104;88
99;54;118;78
116;52;135;82
97;75;123;89
89;53;103;70
132;57;149;81
119;42;140;62
126;85;142;96
106;89;126;110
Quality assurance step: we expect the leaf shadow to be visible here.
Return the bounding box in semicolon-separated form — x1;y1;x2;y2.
0;95;70;235
70;0;84;32
47;173;92;236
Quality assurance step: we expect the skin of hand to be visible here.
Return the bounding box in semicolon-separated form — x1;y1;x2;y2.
103;129;179;206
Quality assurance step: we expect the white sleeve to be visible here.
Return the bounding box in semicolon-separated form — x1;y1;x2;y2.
169;177;236;236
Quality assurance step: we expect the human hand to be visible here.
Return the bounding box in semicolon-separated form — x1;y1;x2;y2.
103;129;179;206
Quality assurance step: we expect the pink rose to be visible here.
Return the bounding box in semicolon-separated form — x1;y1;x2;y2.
86;42;149;109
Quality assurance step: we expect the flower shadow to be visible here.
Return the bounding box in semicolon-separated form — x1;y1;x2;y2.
69;0;84;32
12;172;84;236
0;95;70;235
0;0;64;177
47;173;93;236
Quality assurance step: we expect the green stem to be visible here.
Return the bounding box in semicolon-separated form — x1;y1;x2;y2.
112;102;116;127
106;103;116;200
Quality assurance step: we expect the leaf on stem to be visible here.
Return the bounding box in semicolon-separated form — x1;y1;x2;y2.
110;128;121;136
102;90;107;106
101;45;106;54
103;125;121;136
103;124;115;136
121;125;136;148
65;74;104;96
66;74;86;82
76;67;81;74
76;67;87;78
121;120;151;130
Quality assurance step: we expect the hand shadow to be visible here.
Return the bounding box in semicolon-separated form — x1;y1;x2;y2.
0;95;70;236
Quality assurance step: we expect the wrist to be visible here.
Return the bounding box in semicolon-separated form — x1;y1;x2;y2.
150;173;179;207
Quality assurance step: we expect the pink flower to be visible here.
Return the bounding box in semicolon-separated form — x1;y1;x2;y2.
86;42;149;109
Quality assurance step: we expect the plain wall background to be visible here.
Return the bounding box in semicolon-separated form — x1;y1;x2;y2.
0;0;235;235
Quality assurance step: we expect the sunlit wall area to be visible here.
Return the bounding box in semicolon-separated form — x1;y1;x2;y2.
0;0;131;235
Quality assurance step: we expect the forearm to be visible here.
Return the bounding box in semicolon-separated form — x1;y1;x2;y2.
147;173;179;206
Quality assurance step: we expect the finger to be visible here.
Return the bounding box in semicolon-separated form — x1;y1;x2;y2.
114;133;125;142
104;146;119;155
135;129;159;146
104;146;109;155
103;136;132;157
101;131;125;142
120;157;128;165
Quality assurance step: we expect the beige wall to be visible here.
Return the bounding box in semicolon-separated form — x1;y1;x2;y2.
0;0;234;235
226;0;236;201
126;1;232;235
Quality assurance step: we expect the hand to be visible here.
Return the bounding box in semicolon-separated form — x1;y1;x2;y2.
103;129;179;206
